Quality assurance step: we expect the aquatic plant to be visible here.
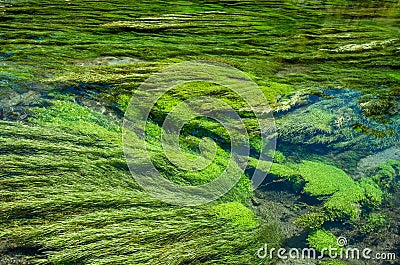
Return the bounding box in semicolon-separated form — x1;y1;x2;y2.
372;160;400;191
1;0;399;263
307;229;342;254
117;94;131;112
0;99;280;264
273;150;286;164
212;202;257;229
323;189;364;221
277;89;400;155
358;213;388;235
318;259;348;265
269;159;385;225
294;212;327;230
298;161;355;196
31;98;120;129
2;0;399;106
358;178;385;208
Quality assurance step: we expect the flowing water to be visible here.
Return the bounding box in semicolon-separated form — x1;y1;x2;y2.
1;1;399;264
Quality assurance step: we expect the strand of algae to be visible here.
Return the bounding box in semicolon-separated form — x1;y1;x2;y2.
0;99;282;264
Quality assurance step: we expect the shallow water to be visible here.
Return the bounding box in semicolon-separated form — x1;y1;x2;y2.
1;1;399;264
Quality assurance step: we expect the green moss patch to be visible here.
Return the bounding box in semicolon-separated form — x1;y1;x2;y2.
307;229;342;253
212;202;257;230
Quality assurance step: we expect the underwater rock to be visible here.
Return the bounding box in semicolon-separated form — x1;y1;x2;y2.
321;39;398;53
274;89;310;113
0;76;45;121
0;52;14;59
357;146;400;175
277;89;400;154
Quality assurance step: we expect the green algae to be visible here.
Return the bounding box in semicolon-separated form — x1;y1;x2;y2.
358;212;388;235
1;0;399;104
212;202;257;229
31;99;121;132
268;158;385;227
319;260;348;265
1;0;399;264
307;229;342;254
0;99;280;264
298;161;356;196
372;160;400;190
358;178;385;208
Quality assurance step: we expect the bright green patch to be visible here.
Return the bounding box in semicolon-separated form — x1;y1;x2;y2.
295;212;327;229
269;160;384;224
298;161;355;196
30;99;121;143
307;230;342;254
117;94;131;112
359;178;384;208
212;202;257;229
324;188;364;221
372;160;400;190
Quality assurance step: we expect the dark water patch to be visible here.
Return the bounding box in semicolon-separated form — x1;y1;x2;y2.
285;230;309;249
0;52;13;58
0;240;43;265
259;177;299;194
276;88;400;175
256;173;323;206
60;82;114;98
252;188;308;247
0;75;51;121
277;141;333;161
2;246;43;257
58;82;125;121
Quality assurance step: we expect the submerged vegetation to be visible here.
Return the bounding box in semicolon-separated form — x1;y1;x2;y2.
1;0;399;264
0;100;281;264
270;157;385;227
